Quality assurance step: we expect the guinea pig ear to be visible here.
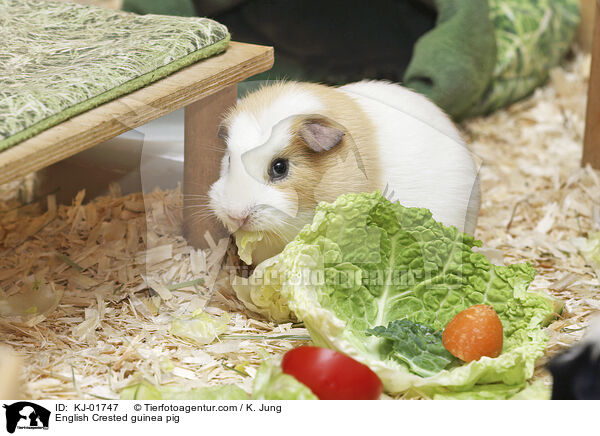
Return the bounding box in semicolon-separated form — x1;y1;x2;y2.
298;116;345;152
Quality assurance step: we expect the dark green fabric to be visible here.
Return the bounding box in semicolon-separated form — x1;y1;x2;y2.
222;0;494;120
125;0;437;84
123;0;578;121
123;0;490;120
403;0;495;121
228;0;435;84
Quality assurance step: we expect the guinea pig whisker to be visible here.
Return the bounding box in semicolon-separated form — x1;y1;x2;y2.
276;215;300;231
183;193;212;197
193;210;218;219
186;208;218;220
186;214;209;226
181;202;207;207
182;196;212;201
184;180;224;189
268;225;287;244
182;204;213;210
193;144;226;153
182;209;214;219
187;211;221;226
188;214;214;223
181;199;214;206
263;231;279;247
187;211;212;221
182;204;211;210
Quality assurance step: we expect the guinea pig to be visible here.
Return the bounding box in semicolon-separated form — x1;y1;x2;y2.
208;80;480;265
547;317;600;399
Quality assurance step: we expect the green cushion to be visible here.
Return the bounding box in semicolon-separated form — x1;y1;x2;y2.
0;0;230;152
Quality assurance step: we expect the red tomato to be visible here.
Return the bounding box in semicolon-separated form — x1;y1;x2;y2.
281;346;383;400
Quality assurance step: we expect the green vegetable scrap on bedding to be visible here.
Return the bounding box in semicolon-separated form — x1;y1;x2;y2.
0;0;230;152
120;380;249;400
236;192;559;398
120;360;317;400
570;232;600;282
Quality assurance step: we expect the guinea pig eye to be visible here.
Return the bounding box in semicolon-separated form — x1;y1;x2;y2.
269;158;289;181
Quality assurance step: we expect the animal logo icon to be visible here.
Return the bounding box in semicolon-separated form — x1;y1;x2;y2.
2;402;50;433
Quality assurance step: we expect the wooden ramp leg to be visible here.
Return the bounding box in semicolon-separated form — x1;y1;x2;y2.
183;85;237;248
583;1;600;169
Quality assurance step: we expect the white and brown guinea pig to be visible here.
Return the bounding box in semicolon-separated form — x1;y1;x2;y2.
209;80;480;265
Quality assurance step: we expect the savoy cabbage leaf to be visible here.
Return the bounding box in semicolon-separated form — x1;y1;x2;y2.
234;230;263;265
240;192;557;396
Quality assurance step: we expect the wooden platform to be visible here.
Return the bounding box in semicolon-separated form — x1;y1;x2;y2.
0;42;274;186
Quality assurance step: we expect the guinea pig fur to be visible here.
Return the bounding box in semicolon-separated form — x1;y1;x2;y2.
209;81;480;265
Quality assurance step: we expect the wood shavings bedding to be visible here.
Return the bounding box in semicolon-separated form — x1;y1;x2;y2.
0;50;598;400
0;184;306;399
